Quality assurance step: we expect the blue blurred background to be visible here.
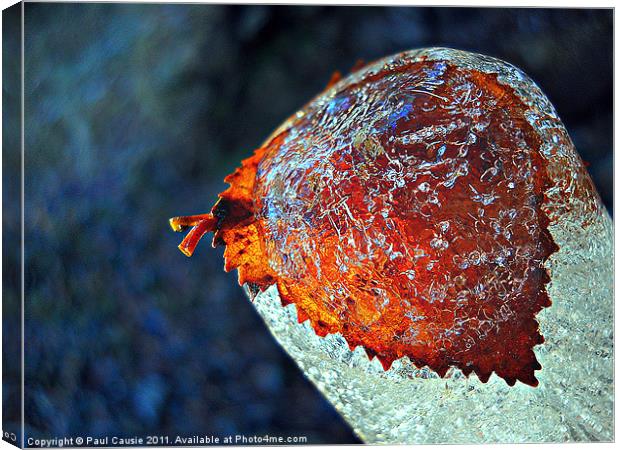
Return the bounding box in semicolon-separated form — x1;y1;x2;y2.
2;3;612;445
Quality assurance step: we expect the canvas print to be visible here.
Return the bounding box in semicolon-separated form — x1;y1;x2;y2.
1;2;614;447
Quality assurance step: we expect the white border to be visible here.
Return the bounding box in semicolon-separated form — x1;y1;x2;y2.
0;2;615;450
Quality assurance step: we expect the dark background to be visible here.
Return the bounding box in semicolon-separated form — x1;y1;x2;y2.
2;3;612;445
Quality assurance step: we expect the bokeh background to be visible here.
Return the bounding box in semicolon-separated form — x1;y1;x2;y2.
2;3;613;445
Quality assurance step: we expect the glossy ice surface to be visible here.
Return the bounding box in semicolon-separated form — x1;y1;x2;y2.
172;48;613;443
250;48;613;442
253;53;558;387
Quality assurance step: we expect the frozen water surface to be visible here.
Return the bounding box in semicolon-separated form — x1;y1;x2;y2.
248;49;613;443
